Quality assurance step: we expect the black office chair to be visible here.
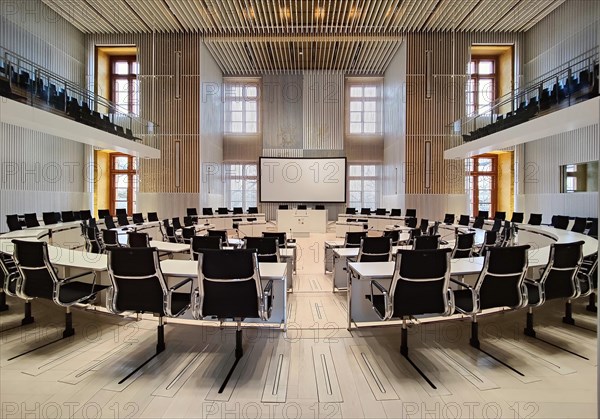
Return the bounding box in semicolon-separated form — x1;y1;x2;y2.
357;237;392;262
85;226;103;253
24;213;40;228
128;232;150;248
472;217;485;229
587;218;598;238
383;229;400;246
262;232;287;248
405;217;417;228
375;208;387;216
453;245;530;351
244;237;280;262
172;217;183;231
490;218;502;233
552;215;569;230
390;209;401;217
233;207;244;214
187;208;198;217
510;212;524;223
208;229;228;246
191;236;222;260
345;208;356;215
61;211;76;222
578;253;598;313
315;205;325;210
117;214;130;227
181;227;196;244
524;241;583;337
344;231;367;248
405;209;417;218
147;212;159;222
458;215;470;226
106;247;193;384
165;226;180;243
104;215;117;230
0;252;34;326
194;249;273;390
494;211;506;220
41;212;58;225
451;232;475;259
368;248;456;380
571;217;587;233
247;207;259;214
427;221;440;236
443;214;455;224
183;216;194;227
528;213;542;225
217;207;229;215
98;209;111;219
6;214;22;231
413;234;439;250
73;212;81;221
404;228;421;246
418;218;429;234
80;210;93;221
477;230;498;257
297;205;307;210
132;213;144;224
202;208;214;216
278;205;289;210
477;210;489;219
115;208;127;216
102;229;121;250
11;240;108;358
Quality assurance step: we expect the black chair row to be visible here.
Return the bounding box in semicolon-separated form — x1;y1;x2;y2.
5;210;95;231
346;208;412;217
276;205;326;210
192;207;260;216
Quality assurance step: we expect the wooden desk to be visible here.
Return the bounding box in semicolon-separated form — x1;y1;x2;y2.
277;209;327;233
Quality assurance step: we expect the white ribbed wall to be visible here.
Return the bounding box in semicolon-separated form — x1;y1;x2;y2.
0;0;88;232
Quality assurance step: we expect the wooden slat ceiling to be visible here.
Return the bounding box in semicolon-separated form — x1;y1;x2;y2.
41;0;566;74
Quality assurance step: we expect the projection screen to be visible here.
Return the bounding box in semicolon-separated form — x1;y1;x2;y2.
259;157;347;203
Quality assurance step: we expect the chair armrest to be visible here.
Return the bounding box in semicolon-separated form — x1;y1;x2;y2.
371;280;388;294
169;277;193;292
523;278;538;285
263;279;273;296
450;278;472;288
62;270;95;283
260;280;274;321
370;280;391;320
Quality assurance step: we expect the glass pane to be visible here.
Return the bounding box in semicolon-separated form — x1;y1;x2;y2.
364;112;376;123
231;122;243;132
114;61;129;75
245;86;258;98
246;180;257;191
349;180;362;191
349;192;361;202
477;158;492;172
231;101;243;111
350;101;363;112
231;191;243;202
363;192;376;202
350;86;363;97
478;176;492;189
230;179;243;190
131;62;139;74
231;111;243;122
350;123;362;134
245;165;257;176
115;201;128;209
364;166;376;176
246;102;257;111
364;86;377;97
468;61;476;74
479;203;491;212
465;159;473;172
349;166;361;177
228;164;242;177
363;123;377;133
478;60;494;75
115;174;129;187
363;180;376;192
246;111;257;122
350;112;362;122
364;101;376;111
116;188;128;200
246;123;257;132
114;156;129;170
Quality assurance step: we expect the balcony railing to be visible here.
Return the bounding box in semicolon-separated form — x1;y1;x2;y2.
0;46;158;143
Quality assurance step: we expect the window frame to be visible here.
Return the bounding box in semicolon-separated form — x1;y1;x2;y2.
223;78;261;135
465;154;497;216
348;163;381;210
345;77;384;137
109;55;139;115
109;153;137;215
224;162;258;209
466;56;498;117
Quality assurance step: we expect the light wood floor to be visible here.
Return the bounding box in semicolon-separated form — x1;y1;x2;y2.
0;231;597;418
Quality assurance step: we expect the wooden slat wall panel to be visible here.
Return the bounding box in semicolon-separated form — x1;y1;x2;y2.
262;74;304;150
303;71;344;151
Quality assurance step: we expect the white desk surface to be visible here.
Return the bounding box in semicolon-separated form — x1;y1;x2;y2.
31;220;83;232
325;240;345;247
150;241;190;253
0;230;49;239
349;257;486;280
0;242;108;271
160;259;287;281
280;248;294;258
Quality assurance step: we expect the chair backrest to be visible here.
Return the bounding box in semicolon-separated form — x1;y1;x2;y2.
494;211;506;220
474;245;530;310
117;214;129;226
116;208;127;216
419;218;429;233
106;247;168;315
6;214;22;231
12;240;57;300
539;241;584;301
315;205;325;210
528;213;542;225
345;207;356;215
375;208;386;216
202;208;214;216
60;211;75;222
390;209;401;217
24;213;40;228
80;210;93;220
217;207;229;214
458;215;470;226
244;237;280;262
571;217;587;233
102;229;120;249
198;249;267;319
104;215;117;230
405;217;417;228
451;232;475;258
510;212;524;223
233;207;243;214
413;234;440;250
359;208;371;215
183;216;194;227
443;214;455;224
344;231;367;248
472;217;485;229
552;215;569;230
278;205;289;210
181;227;196;244
191;236;223;260
247;207;259;214
187;208;198;216
98;209;111;219
427;221;440;236
128;232;150;248
297;205;307;210
491;218;502;232
477;210;489;219
389;248;453;318
172;217;182;230
405;209;417;218
208;229;228;245
165;226;179;243
383;229;400;246
42;212;58;225
262;232;287;248
357;237;392;262
132;213;144;224
587;218;598;237
147;212;159;222
86;226;103;253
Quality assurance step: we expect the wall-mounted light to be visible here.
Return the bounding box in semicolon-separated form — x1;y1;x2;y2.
280;6;291;20
175;140;181;189
425;50;432;99
175;51;181;100
425;141;432;189
314;6;325;20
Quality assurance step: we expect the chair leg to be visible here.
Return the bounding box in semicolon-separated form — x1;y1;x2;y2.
524;308;536;337
400;319;408;357
156;316;165;354
586;292;597;313
235;322;243;359
22;300;34;325
469;315;480;348
562;300;575;325
0;290;8;312
63;307;75;338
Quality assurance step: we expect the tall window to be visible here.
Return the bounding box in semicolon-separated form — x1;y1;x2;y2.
110;56;139;115
225;163;258;209
466;57;496;116
224;79;259;134
110;154;137;215
348;164;380;210
465;155;497;216
346;79;383;135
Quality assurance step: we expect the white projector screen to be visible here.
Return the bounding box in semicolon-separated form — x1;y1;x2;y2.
259;157;347;203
